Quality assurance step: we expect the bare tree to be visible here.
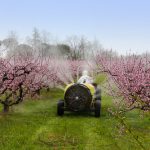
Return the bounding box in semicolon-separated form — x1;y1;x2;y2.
0;32;18;58
10;44;33;57
65;36;84;60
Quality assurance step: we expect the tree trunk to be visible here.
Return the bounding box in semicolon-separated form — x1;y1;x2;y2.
3;104;9;113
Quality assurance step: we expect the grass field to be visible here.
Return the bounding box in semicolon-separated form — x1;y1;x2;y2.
0;87;149;150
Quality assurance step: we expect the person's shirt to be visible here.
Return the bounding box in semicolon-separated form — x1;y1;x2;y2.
77;75;93;84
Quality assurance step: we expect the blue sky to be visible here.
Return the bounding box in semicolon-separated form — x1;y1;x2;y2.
0;0;150;55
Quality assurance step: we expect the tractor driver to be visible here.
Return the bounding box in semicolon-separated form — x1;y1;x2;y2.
77;71;101;101
77;70;93;84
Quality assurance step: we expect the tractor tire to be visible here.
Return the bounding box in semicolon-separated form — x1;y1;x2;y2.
94;100;101;117
57;100;64;116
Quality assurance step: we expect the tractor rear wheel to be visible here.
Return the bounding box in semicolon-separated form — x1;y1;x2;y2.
57;100;64;116
94;100;101;117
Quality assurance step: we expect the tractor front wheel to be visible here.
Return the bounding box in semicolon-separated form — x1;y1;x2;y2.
94;100;101;117
57;100;64;116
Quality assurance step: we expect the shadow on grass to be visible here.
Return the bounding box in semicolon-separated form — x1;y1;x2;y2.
56;107;109;118
61;111;95;118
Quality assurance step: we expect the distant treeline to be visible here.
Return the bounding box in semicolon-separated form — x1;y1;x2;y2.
0;28;118;59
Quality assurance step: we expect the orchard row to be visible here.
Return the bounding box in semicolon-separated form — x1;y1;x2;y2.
0;54;149;112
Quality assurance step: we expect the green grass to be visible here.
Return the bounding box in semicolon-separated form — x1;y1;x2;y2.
0;88;149;150
94;73;107;84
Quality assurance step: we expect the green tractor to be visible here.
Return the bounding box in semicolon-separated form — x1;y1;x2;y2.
57;83;101;117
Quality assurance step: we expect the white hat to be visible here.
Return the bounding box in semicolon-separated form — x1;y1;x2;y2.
82;70;88;76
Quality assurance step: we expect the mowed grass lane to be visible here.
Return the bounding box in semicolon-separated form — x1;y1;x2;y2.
0;74;149;150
